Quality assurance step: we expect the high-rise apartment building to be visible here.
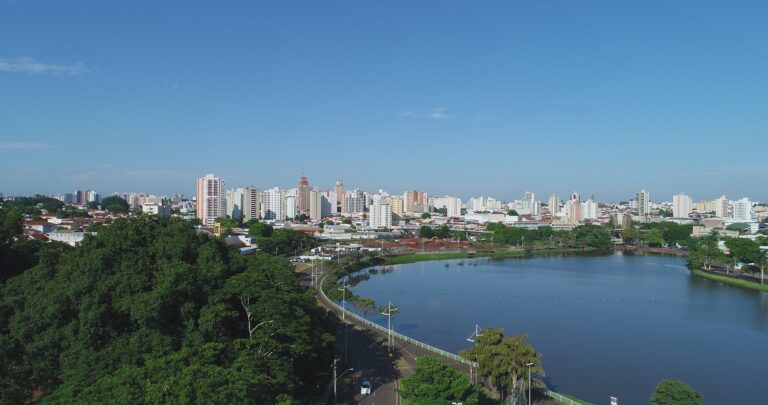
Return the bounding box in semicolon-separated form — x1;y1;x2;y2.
445;196;462;217
243;187;261;222
583;197;598;220
672;192;693;218
309;189;322;221
196;174;225;226
403;190;428;213
732;198;752;222
345;189;365;214
285;195;297;219
369;201;392;228
566;193;583;223
335;180;345;214
226;188;244;220
387;196;404;222
636;189;650;217
548;194;560;214
264;187;285;220
715;195;728;218
297;176;310;214
321;190;337;218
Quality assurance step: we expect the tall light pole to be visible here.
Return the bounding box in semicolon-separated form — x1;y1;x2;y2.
380;301;399;352
332;359;353;404
338;282;348;320
466;324;482;384
526;362;534;405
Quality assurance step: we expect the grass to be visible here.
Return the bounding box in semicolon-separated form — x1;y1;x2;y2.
556;393;595;405
384;252;473;265
692;269;768;292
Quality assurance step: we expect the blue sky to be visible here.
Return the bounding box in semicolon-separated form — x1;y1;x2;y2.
1;0;766;202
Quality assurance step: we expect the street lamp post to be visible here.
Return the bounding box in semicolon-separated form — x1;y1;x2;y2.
466;324;482;385
338;282;348;320
332;359;354;404
380;301;399;352
526;362;534;405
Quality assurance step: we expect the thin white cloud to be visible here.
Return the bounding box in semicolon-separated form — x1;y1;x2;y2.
0;57;91;75
397;108;457;120
123;169;177;177
0;142;50;149
65;171;96;182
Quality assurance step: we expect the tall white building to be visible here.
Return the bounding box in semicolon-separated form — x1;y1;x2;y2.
672;193;693;218
715;195;728;218
446;196;462;217
369;201;392;228
196;174;225;226
548;194;560;214
265;187;285;220
637;189;651;217
226;188;244;220
285;195;296;219
732;198;752;222
583;197;598;220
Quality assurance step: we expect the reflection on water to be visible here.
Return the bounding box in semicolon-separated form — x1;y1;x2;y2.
346;253;767;405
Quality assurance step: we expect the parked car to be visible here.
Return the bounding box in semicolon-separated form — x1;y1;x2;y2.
360;379;372;395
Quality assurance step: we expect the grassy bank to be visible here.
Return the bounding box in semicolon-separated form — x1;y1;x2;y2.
692;269;768;292
383;247;602;266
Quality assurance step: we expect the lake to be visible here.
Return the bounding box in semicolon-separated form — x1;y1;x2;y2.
344;253;768;404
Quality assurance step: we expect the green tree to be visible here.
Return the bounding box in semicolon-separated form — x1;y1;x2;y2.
248;221;274;238
0;217;334;403
507;210;519;216
398;357;480;405
86;201;99;210
650;380;703;405
724;238;762;264
460;328;543;402
421;212;432;219
419;226;435;239
101;195;130;213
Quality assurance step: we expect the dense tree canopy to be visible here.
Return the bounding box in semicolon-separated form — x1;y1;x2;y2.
398;357;480;405
486;223;613;251
460;328;543;402
101;195;130;213
650;380;703;405
0;216;333;403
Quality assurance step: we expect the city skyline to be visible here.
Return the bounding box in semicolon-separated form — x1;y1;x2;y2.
2;1;768;200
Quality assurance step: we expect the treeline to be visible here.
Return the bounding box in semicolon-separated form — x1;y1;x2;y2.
0;216;334;404
486;223;614;251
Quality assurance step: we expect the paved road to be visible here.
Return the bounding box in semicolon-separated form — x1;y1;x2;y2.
336;320;399;405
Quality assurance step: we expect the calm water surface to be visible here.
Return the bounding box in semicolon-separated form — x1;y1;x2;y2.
345;253;768;404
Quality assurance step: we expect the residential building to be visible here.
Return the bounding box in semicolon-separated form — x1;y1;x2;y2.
345;189;365;214
335;180;345;213
637;189;650;217
583;197;598;220
446;196;462;217
297;176;310;214
403;190;428;213
285;195;296;219
243;187;261;222
226;188;244;219
548;194;560;214
732;198;752;222
309;189;322;221
196;174;225;226
264;187;285;220
142;203;171;216
369;201;392;228
672;193;693;218
715;195;728;218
